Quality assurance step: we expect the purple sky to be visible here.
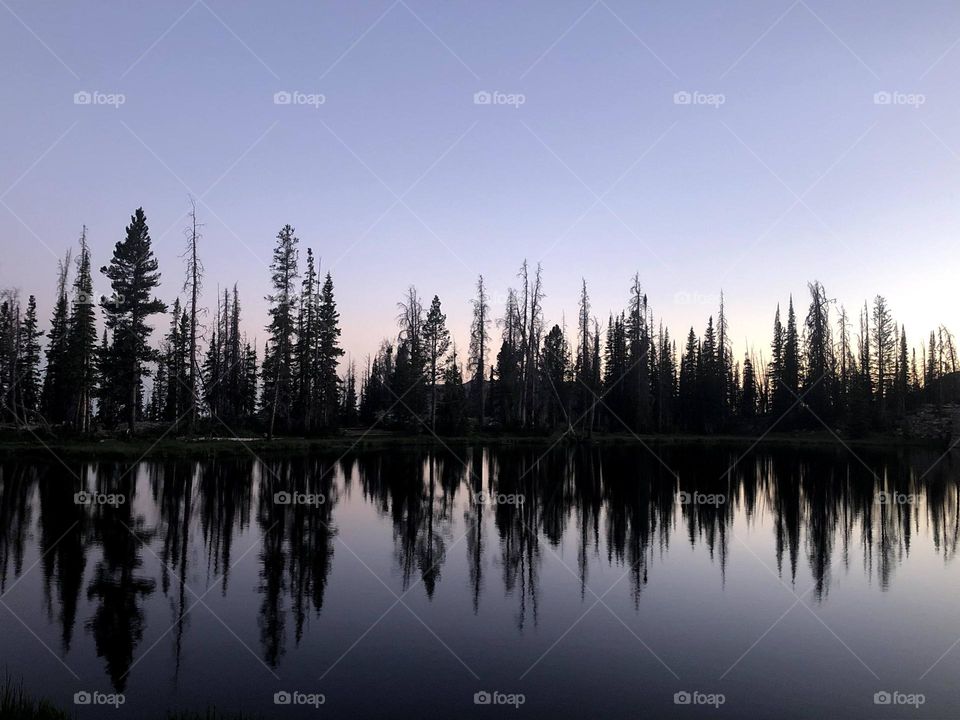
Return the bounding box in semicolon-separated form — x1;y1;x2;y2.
1;1;959;367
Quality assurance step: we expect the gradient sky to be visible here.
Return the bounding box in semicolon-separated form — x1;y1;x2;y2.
1;0;958;367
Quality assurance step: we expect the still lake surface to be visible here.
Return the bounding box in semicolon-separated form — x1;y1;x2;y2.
1;442;959;718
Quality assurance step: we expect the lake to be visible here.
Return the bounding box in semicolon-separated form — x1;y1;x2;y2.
1;442;959;718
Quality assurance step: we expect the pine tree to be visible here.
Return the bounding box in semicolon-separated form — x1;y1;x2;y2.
18;295;43;417
224;285;244;423
679;328;699;431
0;298;12;422
540;324;568;429
294;249;319;431
439;344;467;433
341;360;359;426
68;227;98;431
717;291;732;415
96;329;118;427
803;281;832;421
163;299;187;422
741;353;757;418
395;286;425;425
262;224;299;438
468;275;490;425
100;208;167;432
42;252;72;424
493;290;523;428
894;325;908;420
769;305;785;416
0;297;17;423
783;298;800;396
423;295;450;432
183;199;203;430
240;341;258;421
574;279;594;433
872;295;895;424
626;275;651;430
700;316;722;431
317;272;343;428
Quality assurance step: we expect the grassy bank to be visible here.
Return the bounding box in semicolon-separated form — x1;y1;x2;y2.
0;428;946;460
1;678;70;720
1;677;252;720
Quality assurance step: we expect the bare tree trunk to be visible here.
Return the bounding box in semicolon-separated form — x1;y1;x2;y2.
129;321;138;434
186;199;202;433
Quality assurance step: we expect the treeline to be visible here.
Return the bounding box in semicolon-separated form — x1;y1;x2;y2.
0;207;957;438
361;270;958;436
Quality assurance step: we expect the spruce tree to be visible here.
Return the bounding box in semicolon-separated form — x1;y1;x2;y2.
100;208;167;432
803;281;832;421
423;295;450;432
439;344;467;433
42;252;72;424
741;354;757;418
317;272;344;428
872;295;895;424
262;224;299;438
18;295;43;417
294;249;318;430
540;324;568;429
68;227;98;431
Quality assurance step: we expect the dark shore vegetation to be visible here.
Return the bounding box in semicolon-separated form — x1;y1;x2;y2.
1;676;252;720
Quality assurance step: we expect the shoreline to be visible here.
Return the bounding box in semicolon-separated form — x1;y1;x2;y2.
0;430;949;460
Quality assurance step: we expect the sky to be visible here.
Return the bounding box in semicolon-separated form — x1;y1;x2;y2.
1;0;959;367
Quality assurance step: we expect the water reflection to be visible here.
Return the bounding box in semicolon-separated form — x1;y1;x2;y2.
0;443;958;693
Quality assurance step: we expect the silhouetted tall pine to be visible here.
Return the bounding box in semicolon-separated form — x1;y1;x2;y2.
261;224;298;438
99;208;167;432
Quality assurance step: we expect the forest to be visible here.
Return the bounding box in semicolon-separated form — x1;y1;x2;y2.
0;205;957;441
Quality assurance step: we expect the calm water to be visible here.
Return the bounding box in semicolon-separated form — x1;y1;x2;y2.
1;443;960;719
